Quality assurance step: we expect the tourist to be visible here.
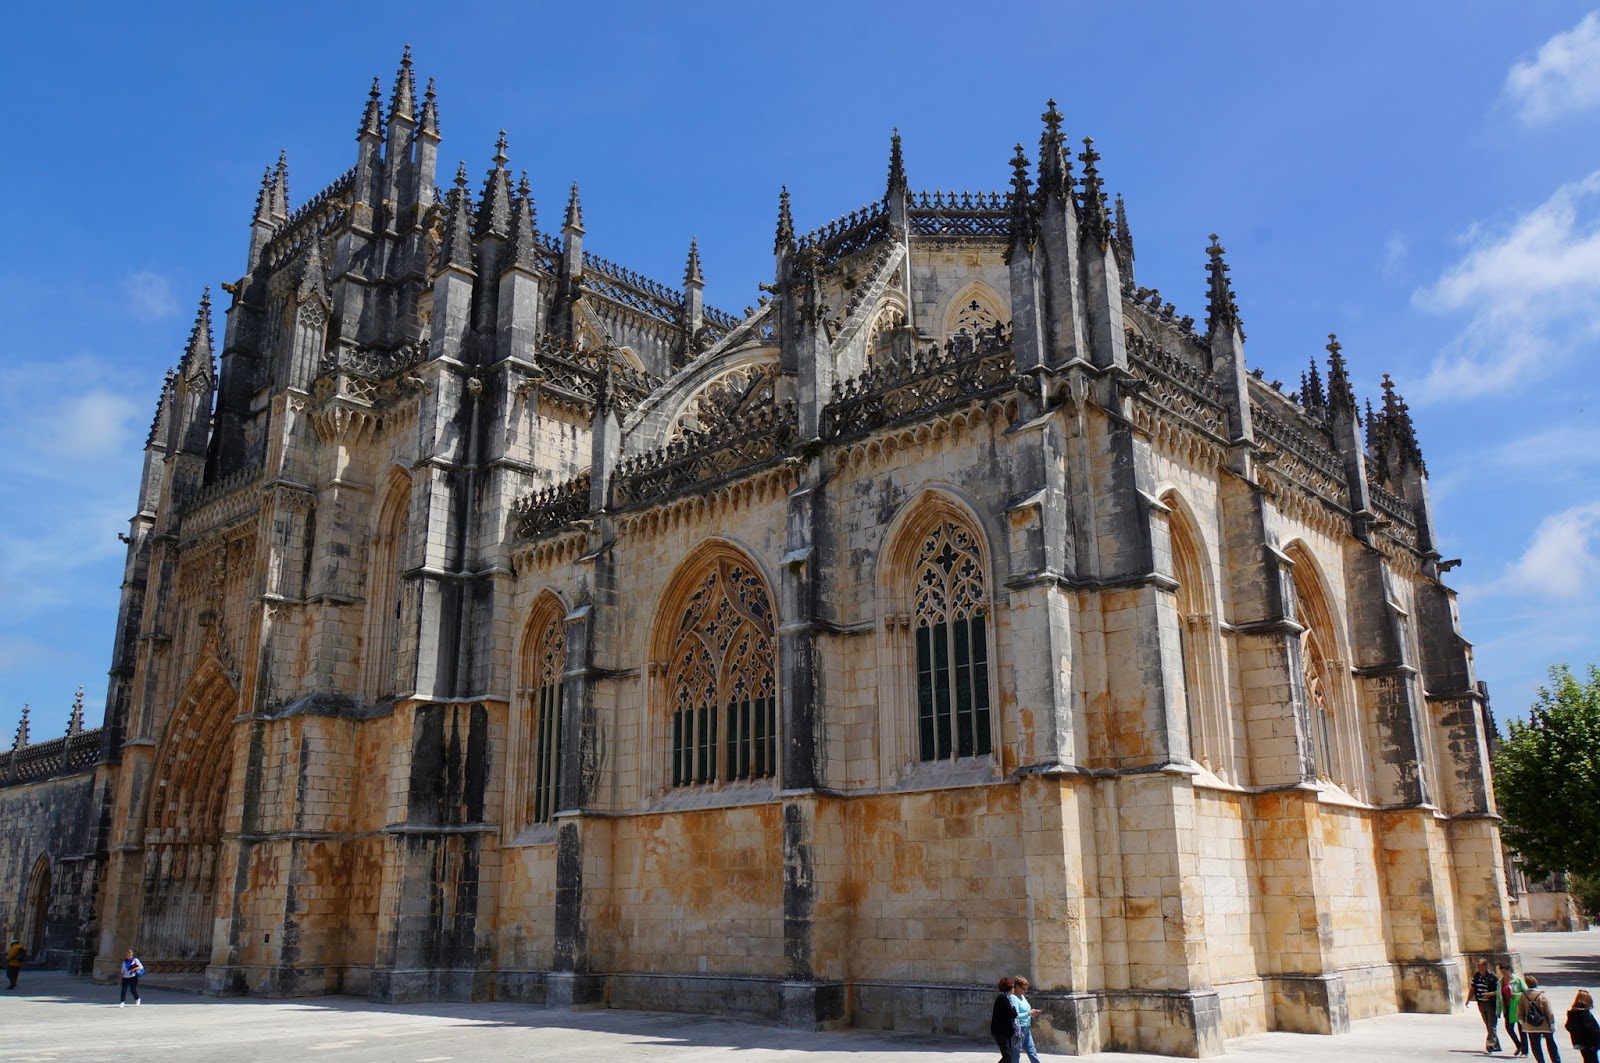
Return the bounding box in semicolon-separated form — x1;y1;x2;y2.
119;949;144;1007
1471;958;1503;1052
1501;963;1530;1057
1521;975;1561;1063
1008;975;1043;1063
5;939;23;989
989;976;1019;1063
1565;989;1599;1063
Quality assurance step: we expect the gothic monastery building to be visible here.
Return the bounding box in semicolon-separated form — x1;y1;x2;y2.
0;49;1512;1057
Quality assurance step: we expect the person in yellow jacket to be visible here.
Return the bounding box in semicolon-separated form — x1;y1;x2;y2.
5;940;24;990
1498;962;1529;1057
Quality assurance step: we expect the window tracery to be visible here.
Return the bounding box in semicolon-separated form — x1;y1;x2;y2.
912;519;992;761
665;557;777;787
949;297;1001;341
515;607;566;828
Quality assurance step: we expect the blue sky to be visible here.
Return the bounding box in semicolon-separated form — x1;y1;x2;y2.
2;2;1597;742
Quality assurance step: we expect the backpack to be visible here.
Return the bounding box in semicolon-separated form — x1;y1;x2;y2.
1525;995;1548;1028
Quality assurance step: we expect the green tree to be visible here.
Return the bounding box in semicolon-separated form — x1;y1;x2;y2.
1494;663;1600;881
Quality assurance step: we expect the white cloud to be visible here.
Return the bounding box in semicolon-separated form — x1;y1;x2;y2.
124;269;178;322
1465;501;1600;602
1381;233;1409;279
1415;171;1600;399
1506;12;1600;124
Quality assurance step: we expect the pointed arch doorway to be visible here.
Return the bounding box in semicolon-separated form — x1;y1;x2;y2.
22;857;49;961
138;663;239;971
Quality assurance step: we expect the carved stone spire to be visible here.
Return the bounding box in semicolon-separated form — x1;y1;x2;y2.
1365;398;1378;450
417;78;440;140
67;687;84;737
271;151;291;222
1037;99;1072;205
684;237;704;288
182;289;216;383
297;232;329;306
562;181;585;234
439;163;476;272
252;166;275;227
12;704;28;751
1378;374;1425;472
1325;333;1356;412
477;132;514;238
886;129;907;199
506;171;539;272
1007;143;1037;256
774;185;795;256
147;370;176;448
1113;193;1134;274
1077;138;1109;246
359;77;383;140
389;44;416;121
1204;235;1241;336
1303;354;1327;411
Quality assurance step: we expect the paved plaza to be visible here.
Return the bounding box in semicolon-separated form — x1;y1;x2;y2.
2;931;1596;1063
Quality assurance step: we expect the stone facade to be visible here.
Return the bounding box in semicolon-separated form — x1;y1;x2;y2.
0;52;1514;1057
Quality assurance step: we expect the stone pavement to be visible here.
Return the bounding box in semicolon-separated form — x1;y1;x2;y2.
1;931;1596;1063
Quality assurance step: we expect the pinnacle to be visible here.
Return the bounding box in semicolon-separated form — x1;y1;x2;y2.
1007;144;1038;253
1037;101;1072;204
493;131;509;168
272;151;290;220
253;165;274;225
507;171;538;270
1042;98;1064;139
1204;235;1241;334
886;129;906;197
564;181;584;232
1325;332;1356;412
13;703;28;751
183;288;216;380
775;185;795;256
478;137;514;237
454;161;469;190
1078;138;1109;244
684;237;704;287
67;687;84;737
390;44;416;120
1113;193;1133;264
359;77;383;140
418;78;440;138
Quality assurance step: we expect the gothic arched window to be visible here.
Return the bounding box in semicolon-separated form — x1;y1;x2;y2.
913;519;992;761
514;599;566;829
1287;545;1364;795
664;555;778;787
363;470;414;701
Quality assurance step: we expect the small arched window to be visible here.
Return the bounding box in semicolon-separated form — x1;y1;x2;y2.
663;554;778;787
912;519;992;761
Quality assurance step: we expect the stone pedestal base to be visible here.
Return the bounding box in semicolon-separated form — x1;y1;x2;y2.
1399;960;1458;1013
1270;973;1350;1035
780;980;847;1029
368;967;491;1003
545;970;608;1009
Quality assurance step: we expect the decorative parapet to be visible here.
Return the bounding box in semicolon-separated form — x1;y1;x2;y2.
265;167;356;270
1366;467;1419;549
178;464;266;541
908;190;1010;237
1250;400;1351;510
799;200;892;268
821;323;1015;441
611;400;798;510
510;472;592;542
318;339;429;382
0;729;103;788
1126;331;1227;439
526;337;660;417
581;250;684;321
